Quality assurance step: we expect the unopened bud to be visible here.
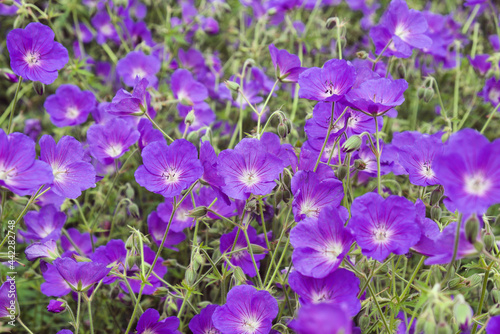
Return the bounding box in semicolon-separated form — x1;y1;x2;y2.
430;185;444;206
249;244;267;254
490;304;500;316
125;183;135;199
188;206;208;218
185;266;197;286
184;110;195;126
436;322;452;334
245;199;258;212
342;135;362;153
325;17;338;30
474;241;484;252
396;61;406;79
335;165;348;180
225;80;240;93
233;266;247;283
465;215;480;243
356;51;368;59
33;81;45;96
153;287;169;297
354;159;366;170
277;122;288;139
423;87;435;103
431;205;442;221
417;86;426;100
128;203;140;219
483;232;495;252
448;277;463;290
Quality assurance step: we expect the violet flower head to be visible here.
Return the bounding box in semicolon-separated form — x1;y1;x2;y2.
24;119;42;141
87;118;140;165
349;193;422;261
289;303;353;334
41;263;71;297
52;257;111;292
369;0;432;58
147;211;187;250
178;102;216;134
0;130;53;196
218;138;284;200
136;309;180;334
344;78;408;115
220;226;268;277
486;315;500;333
291;170;344;222
61;228;96;257
47;300;66;313
44;85;96;127
25;240;60;261
116;51;161;87
39;135;96;199
138;118;164;150
0;277;17;319
395;132;443;187
291;205;353;278
156;196;195;232
189;304;221;334
6;22;69;84
288;269;361;316
478;77;500;107
212;285;278;334
434;129;500;215
20;205;66;242
106;78;151;116
91;12;120;45
468;54;491;76
298;59;356;102
268;44;305;83
171;69;209;106
135;139;203;198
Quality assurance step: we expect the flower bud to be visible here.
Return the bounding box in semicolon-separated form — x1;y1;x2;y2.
125;183;135;199
245;199;258;212
249;244;267;254
342;135;362;153
185;266;197;286
188;206;208;218
448;277;463;290
325;17;338;30
233;266;247;284
490;304;500;316
0;69;18;83
128;203;140;219
430;185;444;206
436;322;452;334
356;51;368;59
33;81;45;96
431;205;442;221
417;86;426;100
423;87;435;103
184;110;195;126
225;80;240;93
465;215;480;243
335;165;348;180
194;252;205;266
474;241;484;252
491;288;500;303
277;122;289;139
354;159;366;170
153;287;169;297
483;232;495;252
396;61;406;79
453;297;472;329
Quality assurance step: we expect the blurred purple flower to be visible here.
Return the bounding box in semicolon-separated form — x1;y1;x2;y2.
116;51;160;87
44;85;96;127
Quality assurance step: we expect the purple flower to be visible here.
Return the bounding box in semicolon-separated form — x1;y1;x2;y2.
147;212;187;250
468;54;491;75
344;78;408;115
218;138;284;200
369;0;432;58
304;102;349;141
0;130;53;196
57;330;73;334
61;228;96;257
116;51;161;87
41;263;72;297
171;69;208;106
47;300;66;313
220;226;268;277
212;285;278;334
20;205;66;242
349;193;422;261
268;44;305;83
106;78;151;116
0;0;19;16
395;132;443;186
39;135;96;199
44;85;96;127
135;139;203;197
486;315;500;333
291;171;343;222
137;309;180;334
0;277;17;319
291;205;353;278
288;269;361;316
91;12;120;45
25;240;60;261
189;304;221;334
23;119;42;141
298;59;356;102
478;77;500;107
87;118;140;165
155;196;195;232
434;129;500;214
199;140;231;205
289;303;353;334
138;118;164;150
52;257;111;292
6;22;69;84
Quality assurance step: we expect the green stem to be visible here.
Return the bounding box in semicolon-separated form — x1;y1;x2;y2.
462;5;480;34
368;282;391;333
399;256;425;300
372;39;392;70
471;261;494;334
17;318;34;334
265;236;290;290
88;298;94;334
7;77;22;134
124;284;145;334
443;215;462;283
374;116;382;195
480;103;500;134
258;79;279;138
145;113;174;142
453;42;461;132
75;292;82;334
243;226;264;288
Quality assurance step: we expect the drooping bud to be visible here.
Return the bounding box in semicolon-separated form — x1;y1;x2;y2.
277;122;288;139
356;51;368;59
325;17;339;30
249;244;267;254
335;165;348;180
225;80;240;93
430;185;444;206
436;322;452;334
431;205;442;221
184;109;196;126
354;159;366;170
233;266;247;284
188;206;208;218
125;183;135;199
423;87;435;103
417;86;426;100
128;203;140;219
185;266;197;286
483;232;495;252
342;135;362;153
245;198;258;212
396;60;406;79
465;215;480;243
33;81;45;96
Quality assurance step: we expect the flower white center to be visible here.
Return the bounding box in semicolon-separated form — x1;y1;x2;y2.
241;316;261;334
488;88;500;104
323;242;344;261
372;225;391;244
299;199;320;218
101;24;113;36
323;80;340;96
52;166;68;182
105;144;123;158
176;209;190;222
162;168;180;183
419;162;434;179
240;170;260;186
312;289;331;303
0;165;15;181
66;107;80;119
465;174;491;196
132;68;147;79
394;23;410;40
24;51;41;66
